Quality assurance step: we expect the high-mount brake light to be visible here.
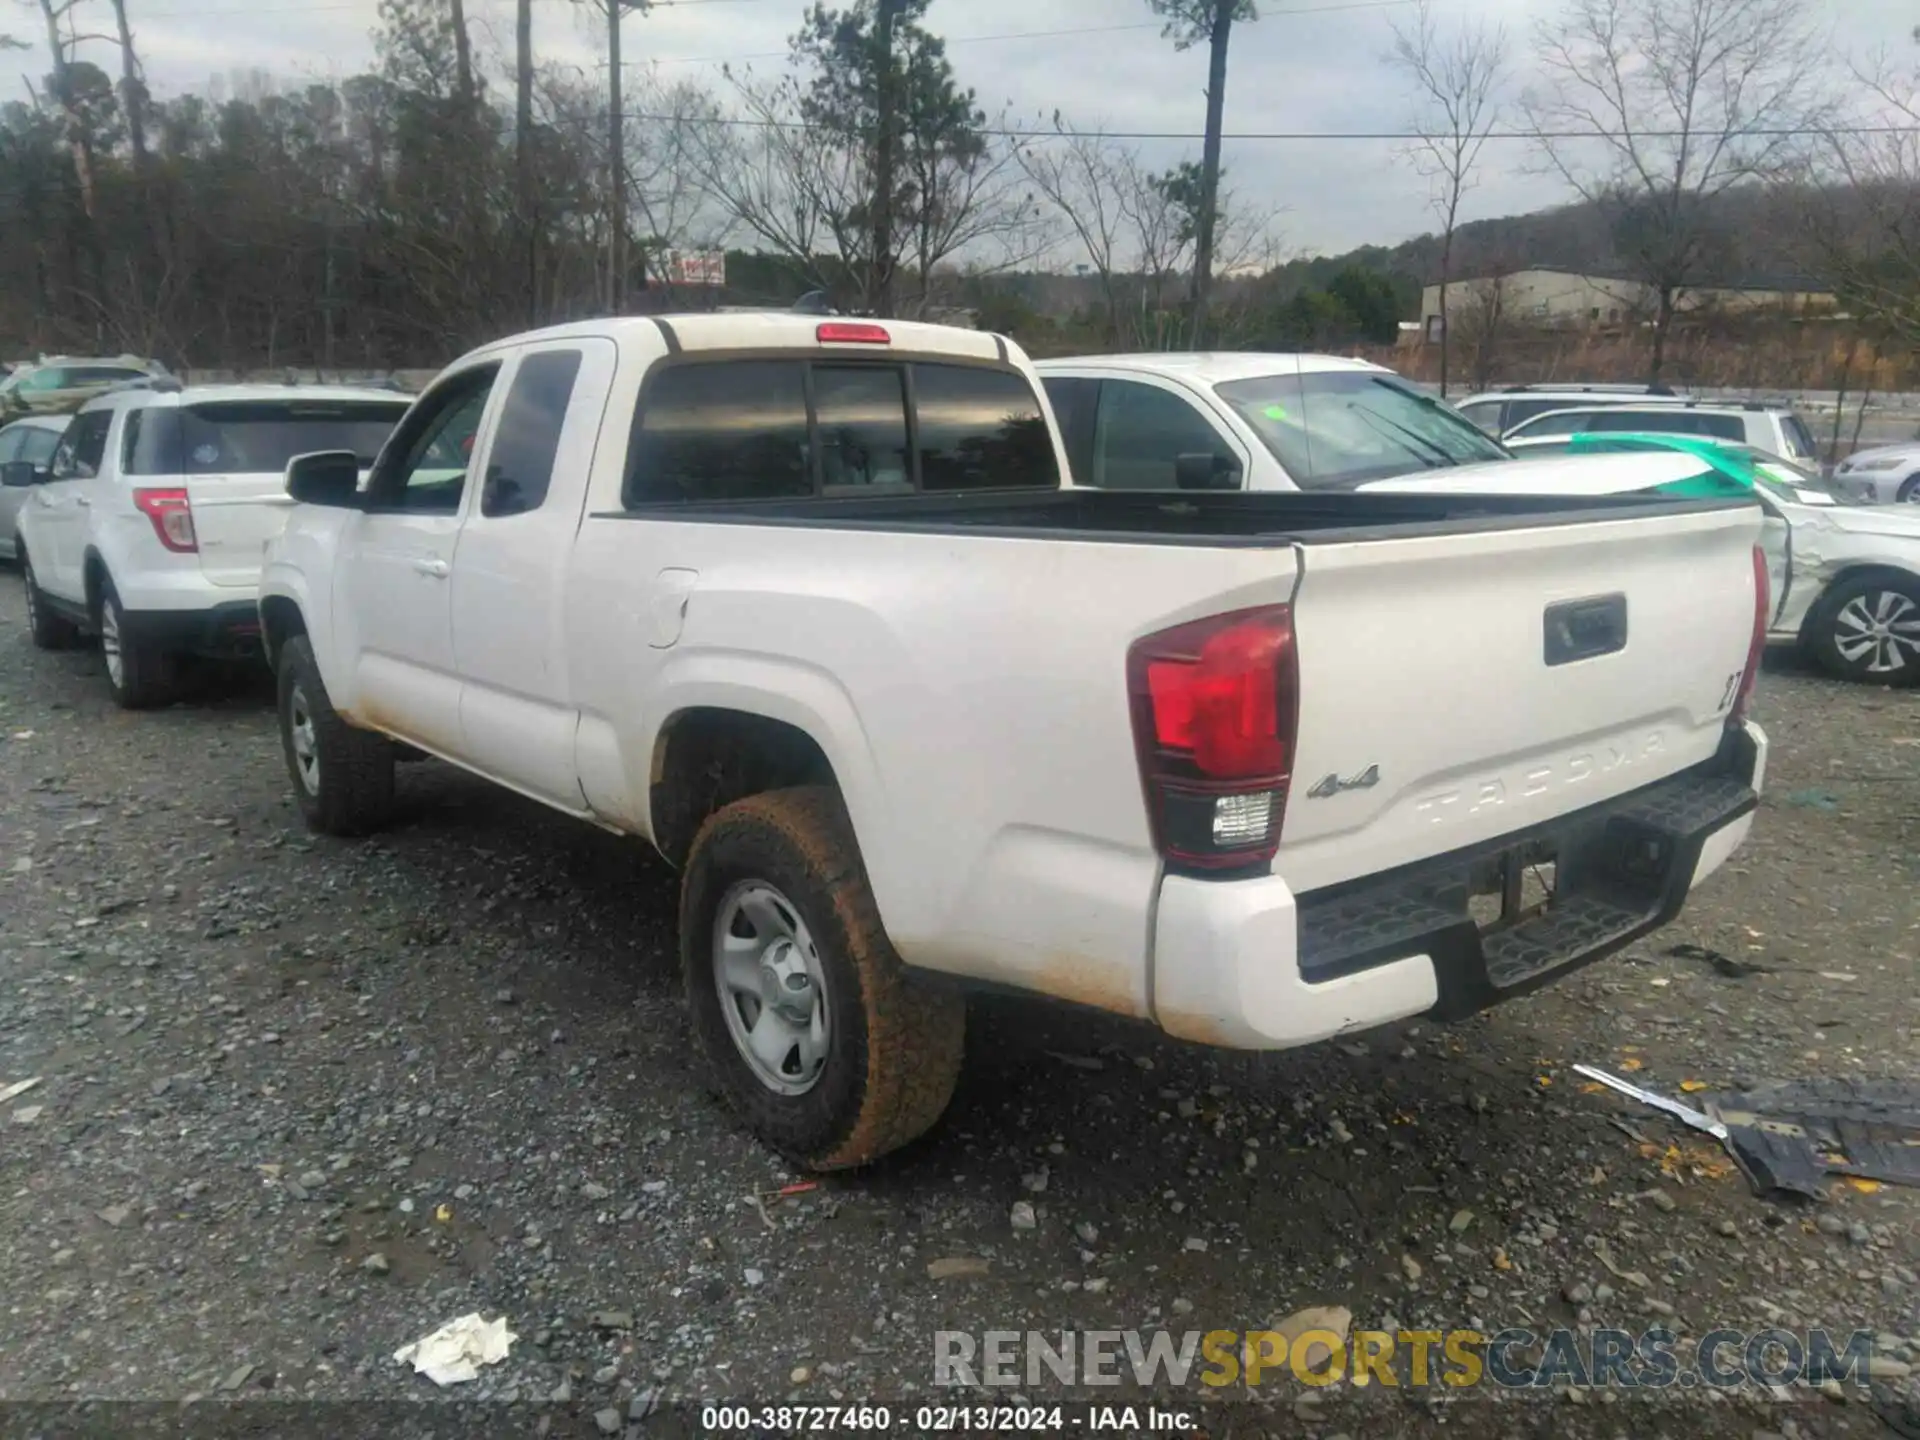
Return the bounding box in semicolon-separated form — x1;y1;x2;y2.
1126;606;1299;871
816;322;891;345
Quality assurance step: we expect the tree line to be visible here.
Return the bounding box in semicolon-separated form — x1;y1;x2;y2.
0;0;1914;376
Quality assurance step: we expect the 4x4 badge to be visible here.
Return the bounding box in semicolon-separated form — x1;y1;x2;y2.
1306;764;1380;799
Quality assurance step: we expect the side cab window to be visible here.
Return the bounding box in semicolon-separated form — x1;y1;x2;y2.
364;364;502;514
49;409;113;481
1090;378;1241;490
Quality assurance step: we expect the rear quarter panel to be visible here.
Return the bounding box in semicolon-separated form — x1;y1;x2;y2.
566;511;1303;1019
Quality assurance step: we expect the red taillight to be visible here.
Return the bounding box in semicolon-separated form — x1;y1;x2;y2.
1127;606;1298;870
133;487;197;553
816;322;891;345
1730;544;1768;726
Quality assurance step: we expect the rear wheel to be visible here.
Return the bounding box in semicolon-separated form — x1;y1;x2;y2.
97;577;178;709
276;635;396;835
1807;575;1920;686
20;546;79;650
680;785;965;1170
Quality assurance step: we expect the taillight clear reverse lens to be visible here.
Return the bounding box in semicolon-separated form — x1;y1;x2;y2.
1128;606;1299;870
133;487;197;553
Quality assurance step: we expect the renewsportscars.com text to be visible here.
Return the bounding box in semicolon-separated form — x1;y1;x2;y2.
933;1326;1881;1391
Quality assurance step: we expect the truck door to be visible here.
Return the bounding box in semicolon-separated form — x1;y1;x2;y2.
338;363;502;755
449;338;617;810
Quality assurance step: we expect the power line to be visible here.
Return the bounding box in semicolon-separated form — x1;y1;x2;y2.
610;112;1920;142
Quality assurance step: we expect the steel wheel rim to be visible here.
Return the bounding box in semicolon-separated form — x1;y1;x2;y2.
287;684;321;795
100;599;123;687
712;880;830;1096
1833;590;1920;674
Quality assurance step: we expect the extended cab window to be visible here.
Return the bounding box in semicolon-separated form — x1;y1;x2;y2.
483;349;584;516
49;409;111;479
625;358;1057;504
368;366;500;513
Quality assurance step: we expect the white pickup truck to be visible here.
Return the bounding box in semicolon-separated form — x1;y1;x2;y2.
259;313;1771;1170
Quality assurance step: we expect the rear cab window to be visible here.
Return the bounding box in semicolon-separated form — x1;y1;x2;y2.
123;400;409;476
625;358;1058;505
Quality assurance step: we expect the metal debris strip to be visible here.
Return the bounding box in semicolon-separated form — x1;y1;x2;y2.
1575;1066;1920;1199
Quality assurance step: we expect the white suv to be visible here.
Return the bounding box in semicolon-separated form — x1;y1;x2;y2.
14;383;411;707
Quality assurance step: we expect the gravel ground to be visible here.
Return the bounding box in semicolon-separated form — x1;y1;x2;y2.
1;574;1917;1440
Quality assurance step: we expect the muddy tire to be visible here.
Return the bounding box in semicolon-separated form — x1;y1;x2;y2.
20;545;79;650
680;785;965;1170
277;635;396;835
97;577;178;709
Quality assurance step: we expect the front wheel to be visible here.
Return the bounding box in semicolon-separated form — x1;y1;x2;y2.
680;786;965;1170
97;578;178;709
1807;574;1920;686
20;546;79;650
276;635;396;835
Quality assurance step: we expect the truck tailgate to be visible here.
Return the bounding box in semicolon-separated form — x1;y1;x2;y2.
1279;503;1762;894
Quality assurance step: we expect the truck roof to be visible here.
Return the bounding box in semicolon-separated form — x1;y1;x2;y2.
84;383;414;411
454;314;1010;368
1033;352;1391;384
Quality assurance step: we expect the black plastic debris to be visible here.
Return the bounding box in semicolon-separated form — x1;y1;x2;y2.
1708;1079;1920;1191
1576;1066;1920;1199
1664;942;1771;979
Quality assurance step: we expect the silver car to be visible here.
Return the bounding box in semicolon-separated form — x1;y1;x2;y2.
0;413;70;560
1830;441;1920;505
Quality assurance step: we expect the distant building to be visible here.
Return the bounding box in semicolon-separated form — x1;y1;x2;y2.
1418;268;1838;333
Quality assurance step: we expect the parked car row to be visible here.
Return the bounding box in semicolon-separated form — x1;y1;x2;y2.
7;381;413;706
6;317;1772;1172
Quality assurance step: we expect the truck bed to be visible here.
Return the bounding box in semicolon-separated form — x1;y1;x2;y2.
601;485;1752;545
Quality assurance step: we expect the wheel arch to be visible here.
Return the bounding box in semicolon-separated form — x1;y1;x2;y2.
259;594;307;671
647;706;843;870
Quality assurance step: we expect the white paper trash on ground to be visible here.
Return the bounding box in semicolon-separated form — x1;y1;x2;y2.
393;1313;517;1386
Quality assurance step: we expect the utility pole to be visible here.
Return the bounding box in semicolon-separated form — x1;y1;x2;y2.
517;0;535;323
870;0;899;317
579;0;648;313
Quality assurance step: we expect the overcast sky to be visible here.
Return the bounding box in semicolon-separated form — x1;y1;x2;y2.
18;0;1907;257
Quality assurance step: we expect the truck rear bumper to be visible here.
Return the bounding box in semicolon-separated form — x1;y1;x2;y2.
1152;721;1767;1050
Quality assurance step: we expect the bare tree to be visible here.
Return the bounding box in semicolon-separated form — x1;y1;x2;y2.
1524;0;1831;383
1147;0;1256;345
1798;53;1920;346
1389;0;1507;397
448;0;474;113
1019;121;1135;345
1453;261;1520;390
1019;118;1278;349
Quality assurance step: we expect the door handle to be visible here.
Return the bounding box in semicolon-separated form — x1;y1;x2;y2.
411;557;450;579
73;495;90;507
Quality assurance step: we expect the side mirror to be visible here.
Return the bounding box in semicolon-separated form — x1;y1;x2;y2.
1174;452;1242;491
285;450;362;508
1;460;41;488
